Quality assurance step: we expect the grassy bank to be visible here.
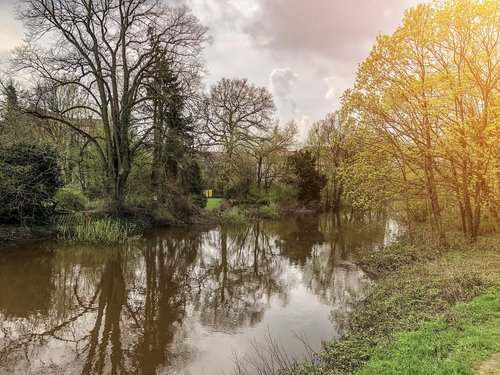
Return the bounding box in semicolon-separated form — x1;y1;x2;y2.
292;229;500;375
358;289;500;375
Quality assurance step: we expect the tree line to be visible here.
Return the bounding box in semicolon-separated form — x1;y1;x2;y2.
0;0;498;243
0;0;309;225
305;0;499;242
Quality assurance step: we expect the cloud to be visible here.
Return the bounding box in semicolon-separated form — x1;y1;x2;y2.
246;0;421;62
0;0;428;128
295;112;311;143
0;0;24;56
269;67;298;112
324;76;337;103
182;0;259;30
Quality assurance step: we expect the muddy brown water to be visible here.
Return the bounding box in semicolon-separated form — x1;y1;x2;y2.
0;212;399;374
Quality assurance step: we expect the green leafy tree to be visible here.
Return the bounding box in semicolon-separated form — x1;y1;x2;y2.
183;159;207;208
287;150;327;204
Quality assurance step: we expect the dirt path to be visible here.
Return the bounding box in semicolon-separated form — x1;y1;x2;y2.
478;353;500;375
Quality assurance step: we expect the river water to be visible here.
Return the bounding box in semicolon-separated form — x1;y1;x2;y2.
0;212;397;374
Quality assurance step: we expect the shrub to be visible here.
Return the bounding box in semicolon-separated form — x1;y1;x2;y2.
190;193;207;209
260;202;280;219
153;205;176;226
270;182;298;207
55;186;89;212
221;207;246;225
248;187;270;205
183;159;207;208
0;143;63;223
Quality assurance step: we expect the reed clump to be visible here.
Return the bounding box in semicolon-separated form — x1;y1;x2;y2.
59;217;139;244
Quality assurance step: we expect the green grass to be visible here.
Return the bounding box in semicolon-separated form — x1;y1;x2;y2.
358;289;500;375
206;198;222;210
58;217;139;244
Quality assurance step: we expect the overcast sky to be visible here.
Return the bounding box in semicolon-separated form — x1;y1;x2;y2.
0;0;424;139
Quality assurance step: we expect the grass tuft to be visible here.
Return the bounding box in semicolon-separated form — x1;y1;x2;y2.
58;217;139;244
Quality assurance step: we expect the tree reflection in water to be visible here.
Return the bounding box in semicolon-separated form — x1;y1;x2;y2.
0;212;391;374
190;223;289;332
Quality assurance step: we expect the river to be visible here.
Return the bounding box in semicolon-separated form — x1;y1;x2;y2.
0;212;397;374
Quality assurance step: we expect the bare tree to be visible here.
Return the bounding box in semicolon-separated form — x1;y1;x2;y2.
199;77;276;167
247;121;297;191
13;0;209;209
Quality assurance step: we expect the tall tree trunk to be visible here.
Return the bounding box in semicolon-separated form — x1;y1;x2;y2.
424;152;446;245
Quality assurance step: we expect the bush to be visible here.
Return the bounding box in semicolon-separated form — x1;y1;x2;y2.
190;193;207;209
260;202;280;219
153;205;176;226
0;143;63;223
270;182;298;207
183;159;207;208
55;186;89;212
221;207;246;225
248;187;270;205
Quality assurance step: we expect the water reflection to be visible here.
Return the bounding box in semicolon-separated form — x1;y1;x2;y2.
0;212;391;374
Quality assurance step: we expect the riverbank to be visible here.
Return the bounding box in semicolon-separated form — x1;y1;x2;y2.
0;199;317;243
293;228;500;374
0;225;57;243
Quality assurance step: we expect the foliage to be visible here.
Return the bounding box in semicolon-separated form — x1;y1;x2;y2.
55;186;89;212
287;150;327;204
269;182;298;207
0;143;63;223
58;217;139;244
249;121;298;191
15;0;210;208
259;202;280;219
305;111;355;209
221;207;246;226
184;159;207;208
199;77;278;197
223;156;257;200
343;0;500;241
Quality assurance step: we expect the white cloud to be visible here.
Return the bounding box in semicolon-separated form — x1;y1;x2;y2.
0;1;24;56
269;67;298;112
324;76;337;103
295;112;312;143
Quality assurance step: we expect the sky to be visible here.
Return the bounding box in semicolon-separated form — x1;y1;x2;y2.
0;0;424;139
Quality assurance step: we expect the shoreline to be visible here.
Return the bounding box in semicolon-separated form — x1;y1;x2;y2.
0;201;324;244
291;228;500;374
